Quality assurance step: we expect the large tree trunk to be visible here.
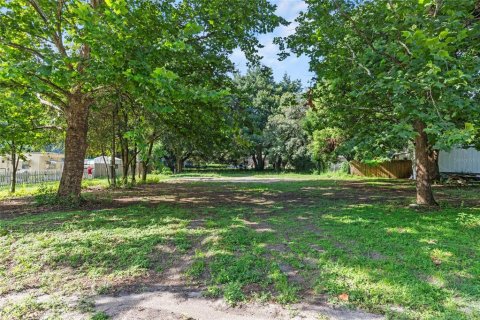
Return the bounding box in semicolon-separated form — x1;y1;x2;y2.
58;93;90;198
253;147;265;171
175;156;183;174
413;120;437;206
428;149;440;182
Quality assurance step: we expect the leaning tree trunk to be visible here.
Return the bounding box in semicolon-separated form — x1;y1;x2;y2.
58;92;91;198
413;120;437;206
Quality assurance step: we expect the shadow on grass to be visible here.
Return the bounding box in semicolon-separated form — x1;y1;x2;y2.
0;178;479;319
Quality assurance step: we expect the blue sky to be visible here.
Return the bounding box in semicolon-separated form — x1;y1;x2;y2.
230;0;314;88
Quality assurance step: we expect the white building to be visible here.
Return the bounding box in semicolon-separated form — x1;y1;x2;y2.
0;152;64;175
439;147;480;174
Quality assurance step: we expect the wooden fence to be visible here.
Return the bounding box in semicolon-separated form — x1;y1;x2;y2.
350;160;413;179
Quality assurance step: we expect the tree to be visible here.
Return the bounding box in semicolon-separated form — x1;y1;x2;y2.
285;0;480;205
0;89;51;193
1;0;285;198
157;93;232;173
264;86;312;171
309;127;344;172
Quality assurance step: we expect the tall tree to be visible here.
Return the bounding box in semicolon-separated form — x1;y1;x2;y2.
285;0;480;205
264;79;312;171
0;0;285;198
0;88;51;193
234;67;280;170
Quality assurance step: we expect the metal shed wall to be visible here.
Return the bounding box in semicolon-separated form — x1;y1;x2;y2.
439;147;480;174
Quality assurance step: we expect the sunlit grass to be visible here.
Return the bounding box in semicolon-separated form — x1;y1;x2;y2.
0;175;479;319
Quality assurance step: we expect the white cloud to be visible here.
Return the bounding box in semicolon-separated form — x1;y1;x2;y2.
274;0;307;21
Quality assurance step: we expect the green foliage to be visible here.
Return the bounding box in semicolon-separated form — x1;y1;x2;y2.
233;68;312;170
285;0;480;159
223;282;245;305
457;212;480;229
310;127;344;171
0;88;53;192
90;311;110;320
0;0;286;192
34;183;81;207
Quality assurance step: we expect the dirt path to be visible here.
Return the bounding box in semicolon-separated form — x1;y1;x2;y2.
174;176;307;183
1;176;478;219
95;289;383;320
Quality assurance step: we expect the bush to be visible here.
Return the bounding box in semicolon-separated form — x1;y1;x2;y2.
152;165;172;175
34;183;82;207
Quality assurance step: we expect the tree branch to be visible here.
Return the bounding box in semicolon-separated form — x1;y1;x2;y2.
3;42;47;60
28;73;69;96
28;0;49;24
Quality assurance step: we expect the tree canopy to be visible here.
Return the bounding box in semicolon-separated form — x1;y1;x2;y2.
284;0;480;205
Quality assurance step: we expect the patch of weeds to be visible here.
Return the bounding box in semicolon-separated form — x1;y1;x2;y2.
224;282;245;305
121;182;136;189
210;253;271;286
203;285;222;298
0;297;45;320
174;231;192;252
96;283;112;295
91;311;110;320
457;212;480;228
34;183;82;207
271;269;300;304
0;227;9;236
78;296;95;313
6;297;62;318
186;259;206;279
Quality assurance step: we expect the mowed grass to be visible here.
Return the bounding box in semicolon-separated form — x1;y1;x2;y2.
0;174;479;319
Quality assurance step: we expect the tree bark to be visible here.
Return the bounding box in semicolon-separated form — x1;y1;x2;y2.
252;153;258;170
10;146;20;194
413;120;437;206
428;149;440;182
101;145;110;186
58;92;91;198
131;143;137;184
175;156;183;173
141;140;154;183
253;146;265;171
111;105;117;187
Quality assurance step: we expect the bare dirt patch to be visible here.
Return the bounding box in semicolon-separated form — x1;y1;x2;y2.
95;289;384;320
1;177;478;220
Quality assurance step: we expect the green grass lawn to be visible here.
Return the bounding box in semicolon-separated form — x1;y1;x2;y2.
0;174;479;319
